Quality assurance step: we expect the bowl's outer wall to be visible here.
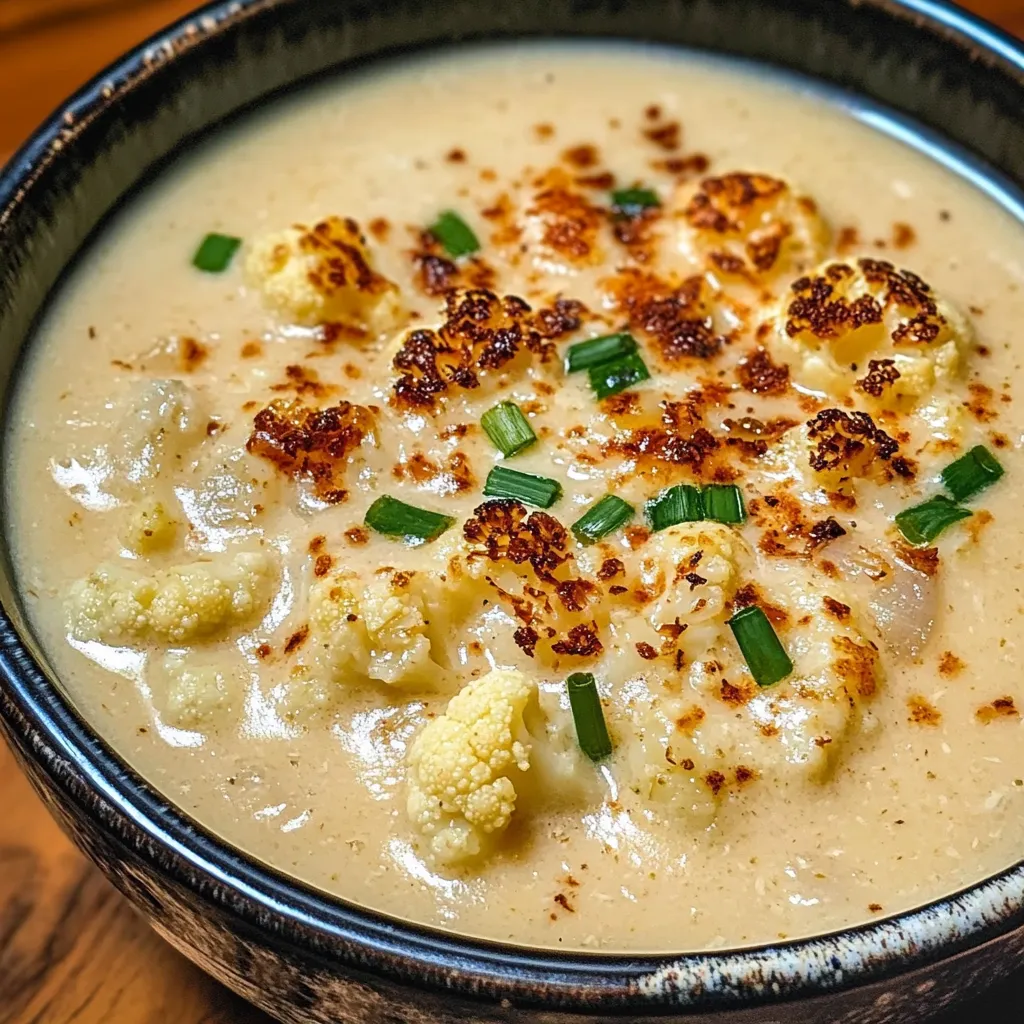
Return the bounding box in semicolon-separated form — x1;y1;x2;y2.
4;1;1024;1022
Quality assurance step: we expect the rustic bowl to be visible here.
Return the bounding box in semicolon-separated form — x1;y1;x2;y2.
3;1;1024;1021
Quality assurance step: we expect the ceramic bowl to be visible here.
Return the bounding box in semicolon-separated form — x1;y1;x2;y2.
3;1;1024;1021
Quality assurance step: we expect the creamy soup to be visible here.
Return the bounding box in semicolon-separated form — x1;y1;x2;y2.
7;43;1024;953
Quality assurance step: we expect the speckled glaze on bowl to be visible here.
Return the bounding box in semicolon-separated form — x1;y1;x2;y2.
3;1;1024;1021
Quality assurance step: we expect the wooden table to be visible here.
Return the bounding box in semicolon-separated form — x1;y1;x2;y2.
1;1;1023;1021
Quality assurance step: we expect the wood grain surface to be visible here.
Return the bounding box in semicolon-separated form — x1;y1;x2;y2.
1;2;1023;1021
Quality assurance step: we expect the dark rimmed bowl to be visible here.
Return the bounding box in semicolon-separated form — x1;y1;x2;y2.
3;1;1024;1021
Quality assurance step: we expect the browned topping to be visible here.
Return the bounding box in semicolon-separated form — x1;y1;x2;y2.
551;623;603;658
636;642;659;660
576;171;616;190
976;697;1019;723
719;678;755;706
602;268;722;362
893;222;916;249
644;104;662;120
177;336;207;372
611;205;662;263
833;636;879;699
392;289;579;409
894;543;939;577
393;450;475;495
308;535;326;554
561;144;599;168
463;500;570;582
284;625;310;655
534;123;555;139
965;382;998;423
676;705;706;734
643;121;681;151
314;553;333;578
555;578;599;613
807;516;847;548
868;903;884;914
652;154;711;178
938;651;965;677
240;340;263;359
368;217;391;242
410;232;497;297
786;265;883;339
625;525;651;549
836;226;860;254
514;626;540;657
528;168;606;263
606;422;720;476
247;399;374;503
806;408;899;476
734;765;759;787
907;694;941;726
684;572;707;590
271;363;335;400
446;148;467;163
704;770;726;796
256;643;272;660
597;558;625;580
344;526;369;546
737;348;790;395
823;596;851;621
857;359;901;398
732;583;788;627
553;893;575;913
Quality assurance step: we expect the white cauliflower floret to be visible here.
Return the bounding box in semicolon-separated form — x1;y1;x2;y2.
774;258;970;404
675;172;828;283
160;652;236;728
108;379;205;493
305;569;448;690
406;668;534;865
66;550;274;645
121;497;178;554
245;215;400;330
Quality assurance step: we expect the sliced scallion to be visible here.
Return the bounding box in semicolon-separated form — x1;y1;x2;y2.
645;485;704;532
728;606;793;687
895;495;972;546
192;232;242;273
611;187;661;219
571;495;635;545
565;333;638;373
428;210;480;258
481;401;537;458
566;672;613;761
364;495;454;543
483;465;562;508
588;351;651;400
940;444;1004;503
702;484;746;525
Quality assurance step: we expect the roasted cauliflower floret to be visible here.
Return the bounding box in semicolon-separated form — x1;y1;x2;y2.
120;497;178;554
245;216;400;330
305;569;448;689
675;172;828;283
159;652;236;728
406;668;534;864
66;550;274;645
775;258;969;403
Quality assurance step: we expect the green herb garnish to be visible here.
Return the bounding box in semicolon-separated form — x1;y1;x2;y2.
566;672;613;761
428;211;480;258
483;466;562;508
728;606;793;687
565;333;638;373
571;495;635;545
364;495;454;543
611;187;661;219
895;495;973;546
645;485;704;532
702;484;746;525
192;233;242;273
588;351;651;400
940;444;1004;503
481;401;537;458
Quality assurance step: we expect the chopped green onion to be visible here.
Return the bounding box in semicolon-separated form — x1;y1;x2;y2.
728;606;793;687
192;233;242;273
702;484;746;525
940;444;1004;502
588;351;651;400
483;466;562;508
364;495;454;543
571;495;635;544
428;210;480;258
565;333;638;373
481;401;537;458
645;485;704;532
566;672;613;761
895;495;972;546
611;187;661;219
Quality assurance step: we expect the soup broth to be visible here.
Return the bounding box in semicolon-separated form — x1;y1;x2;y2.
7;43;1024;952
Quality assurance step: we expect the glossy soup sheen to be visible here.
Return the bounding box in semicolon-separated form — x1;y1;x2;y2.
7;44;1024;952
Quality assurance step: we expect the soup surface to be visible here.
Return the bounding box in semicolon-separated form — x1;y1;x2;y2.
7;43;1024;953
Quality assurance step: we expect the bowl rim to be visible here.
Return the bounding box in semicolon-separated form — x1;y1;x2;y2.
3;0;1024;1013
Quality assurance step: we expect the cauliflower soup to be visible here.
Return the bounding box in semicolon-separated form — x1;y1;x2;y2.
7;43;1024;952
